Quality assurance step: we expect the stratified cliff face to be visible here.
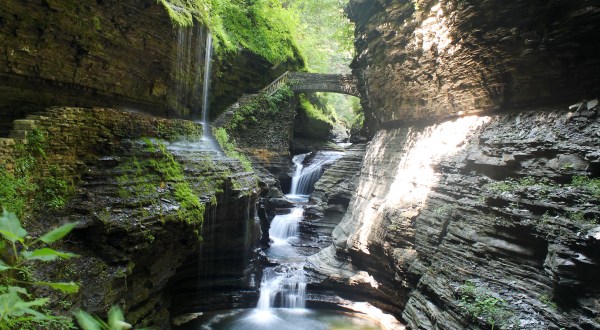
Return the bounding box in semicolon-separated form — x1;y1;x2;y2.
347;0;600;132
306;1;600;329
1;107;258;329
308;109;600;329
0;0;180;122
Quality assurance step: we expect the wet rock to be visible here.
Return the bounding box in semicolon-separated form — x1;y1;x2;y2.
307;110;600;329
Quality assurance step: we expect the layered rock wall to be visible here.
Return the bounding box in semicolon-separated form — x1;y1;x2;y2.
308;109;600;329
348;0;600;132
0;0;303;135
0;0;183;121
1;107;258;328
308;1;600;328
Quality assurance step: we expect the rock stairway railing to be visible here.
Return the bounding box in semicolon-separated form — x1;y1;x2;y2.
262;71;291;96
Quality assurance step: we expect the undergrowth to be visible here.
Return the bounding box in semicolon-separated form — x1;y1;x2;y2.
228;85;294;131
212;128;253;173
0;130;73;218
457;280;515;329
159;0;304;65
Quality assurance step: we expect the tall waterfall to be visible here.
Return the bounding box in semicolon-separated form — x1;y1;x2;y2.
170;27;219;152
289;151;344;196
201;31;213;131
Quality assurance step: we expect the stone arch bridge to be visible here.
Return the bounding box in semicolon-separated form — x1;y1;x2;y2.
262;72;360;98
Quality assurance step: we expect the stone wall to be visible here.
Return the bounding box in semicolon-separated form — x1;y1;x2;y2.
215;90;299;188
0;0;185;122
1;107;201;176
348;0;600;132
0;138;15;173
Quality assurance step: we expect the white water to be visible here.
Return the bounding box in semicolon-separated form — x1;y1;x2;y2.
201;31;213;131
289;151;344;196
255;207;307;317
172;27;219;152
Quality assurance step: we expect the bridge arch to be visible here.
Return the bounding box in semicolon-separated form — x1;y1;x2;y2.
262;72;360;98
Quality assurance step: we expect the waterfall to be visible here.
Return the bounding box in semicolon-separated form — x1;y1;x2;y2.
255;207;307;314
256;265;307;312
170;26;220;152
289;151;344;196
201;31;213;130
269;208;302;245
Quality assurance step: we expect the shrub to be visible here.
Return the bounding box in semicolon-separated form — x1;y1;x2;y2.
0;209;79;328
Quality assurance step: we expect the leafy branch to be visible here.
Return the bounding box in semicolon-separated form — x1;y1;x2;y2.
0;209;79;327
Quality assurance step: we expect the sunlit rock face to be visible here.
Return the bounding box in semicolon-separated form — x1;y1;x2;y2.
347;0;600;132
307;109;600;329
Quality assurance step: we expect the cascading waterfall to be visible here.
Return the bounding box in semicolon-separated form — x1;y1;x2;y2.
255;207;307;316
289;151;344;196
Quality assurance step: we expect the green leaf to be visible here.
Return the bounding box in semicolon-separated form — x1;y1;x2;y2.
35;281;80;294
39;221;79;244
0;209;27;243
0;259;11;271
21;248;78;261
74;310;103;330
108;306;132;329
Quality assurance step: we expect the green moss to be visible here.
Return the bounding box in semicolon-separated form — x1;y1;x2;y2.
159;0;304;66
212;128;253;173
571;175;600;198
228;85;293;131
297;93;333;139
457;280;515;329
116;139;208;229
157;0;197;27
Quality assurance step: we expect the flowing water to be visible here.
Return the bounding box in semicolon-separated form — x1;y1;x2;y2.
172;26;219;152
176;148;387;329
201;31;213;129
289;151;344;197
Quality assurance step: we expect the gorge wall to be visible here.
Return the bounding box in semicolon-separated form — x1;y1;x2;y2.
0;0;302;135
307;1;600;329
0;107;258;328
347;0;600;133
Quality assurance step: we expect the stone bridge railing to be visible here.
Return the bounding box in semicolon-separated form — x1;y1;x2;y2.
261;72;360;98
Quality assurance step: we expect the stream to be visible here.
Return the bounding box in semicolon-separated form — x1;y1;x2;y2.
178;150;386;329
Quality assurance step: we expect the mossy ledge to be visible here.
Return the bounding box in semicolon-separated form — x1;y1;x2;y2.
1;106;258;328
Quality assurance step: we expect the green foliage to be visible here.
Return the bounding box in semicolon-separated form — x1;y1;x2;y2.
212;0;303;64
0;130;73;218
213;128;253;173
297;93;333;139
229;86;294;131
289;0;354;73
457;280;514;329
160;0;303;65
299;94;331;124
38;165;74;211
571;175;600;198
539;294;558;310
75;306;147;330
0;210;79;328
484;176;552;195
